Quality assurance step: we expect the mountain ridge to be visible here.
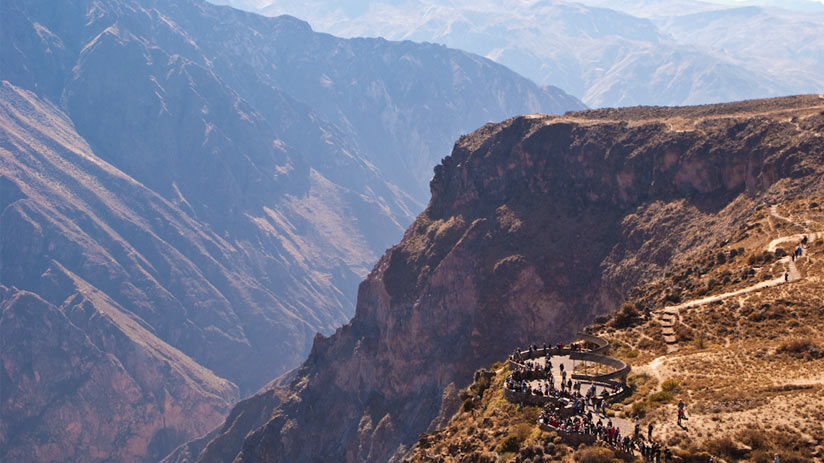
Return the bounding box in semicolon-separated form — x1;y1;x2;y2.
212;0;824;108
167;94;824;463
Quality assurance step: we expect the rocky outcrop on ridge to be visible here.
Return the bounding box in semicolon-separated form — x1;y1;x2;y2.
169;95;824;463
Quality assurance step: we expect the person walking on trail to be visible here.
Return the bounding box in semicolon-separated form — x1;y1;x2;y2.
635;416;640;438
785;271;789;282
648;422;654;441
677;399;686;426
775;454;780;463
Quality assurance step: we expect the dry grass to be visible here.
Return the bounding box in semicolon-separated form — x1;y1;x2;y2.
589;200;824;461
407;365;572;463
409;200;824;463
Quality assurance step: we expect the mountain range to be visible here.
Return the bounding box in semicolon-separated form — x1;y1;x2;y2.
0;0;582;461
212;0;824;108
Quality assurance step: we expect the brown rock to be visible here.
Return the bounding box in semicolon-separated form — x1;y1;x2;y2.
172;96;824;463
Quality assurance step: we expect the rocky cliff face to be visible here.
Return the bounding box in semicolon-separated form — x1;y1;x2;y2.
170;95;824;463
0;0;581;461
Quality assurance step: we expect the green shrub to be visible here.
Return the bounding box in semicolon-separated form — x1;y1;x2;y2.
612;303;640;329
462;398;475;412
496;434;521;454
738;428;768;450
661;379;681;392
674;449;714;463
707;436;750;461
649;391;674;403
495;423;534;454
476;375;491;395
631;400;648;417
778;338;814;355
575;446;617;463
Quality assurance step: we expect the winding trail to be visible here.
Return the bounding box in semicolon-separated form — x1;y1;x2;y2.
655;205;819;352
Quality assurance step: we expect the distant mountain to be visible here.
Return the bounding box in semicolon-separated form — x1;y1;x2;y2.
213;0;824;108
656;6;824;93
0;0;582;461
0;80;242;463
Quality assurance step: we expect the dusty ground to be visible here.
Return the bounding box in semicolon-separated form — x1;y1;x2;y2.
599;198;824;463
407;198;824;463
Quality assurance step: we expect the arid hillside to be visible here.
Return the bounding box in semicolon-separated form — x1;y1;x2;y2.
407;197;824;463
166;95;824;463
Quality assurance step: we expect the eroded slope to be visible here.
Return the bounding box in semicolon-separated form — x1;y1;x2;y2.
173;96;824;463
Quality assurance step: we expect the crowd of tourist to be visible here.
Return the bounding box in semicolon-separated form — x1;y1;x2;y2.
509;341;590;363
505;346;615;417
505;337;682;462
505;338;625;425
538;407;674;462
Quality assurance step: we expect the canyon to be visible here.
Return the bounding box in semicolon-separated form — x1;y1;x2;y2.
0;0;580;461
167;95;824;462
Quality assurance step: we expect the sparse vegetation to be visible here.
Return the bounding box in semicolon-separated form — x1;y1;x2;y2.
661;379;681;392
778;338;814;354
649;390;674;403
611;302;640;329
575;446;618;463
408;200;824;463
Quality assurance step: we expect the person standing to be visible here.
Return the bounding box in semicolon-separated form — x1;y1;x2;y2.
648;422;654;441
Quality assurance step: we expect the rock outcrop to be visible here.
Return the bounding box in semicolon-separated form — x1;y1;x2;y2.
170;95;824;463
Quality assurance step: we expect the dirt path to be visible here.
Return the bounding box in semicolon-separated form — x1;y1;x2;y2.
636;355;667;389
653;205;820;354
